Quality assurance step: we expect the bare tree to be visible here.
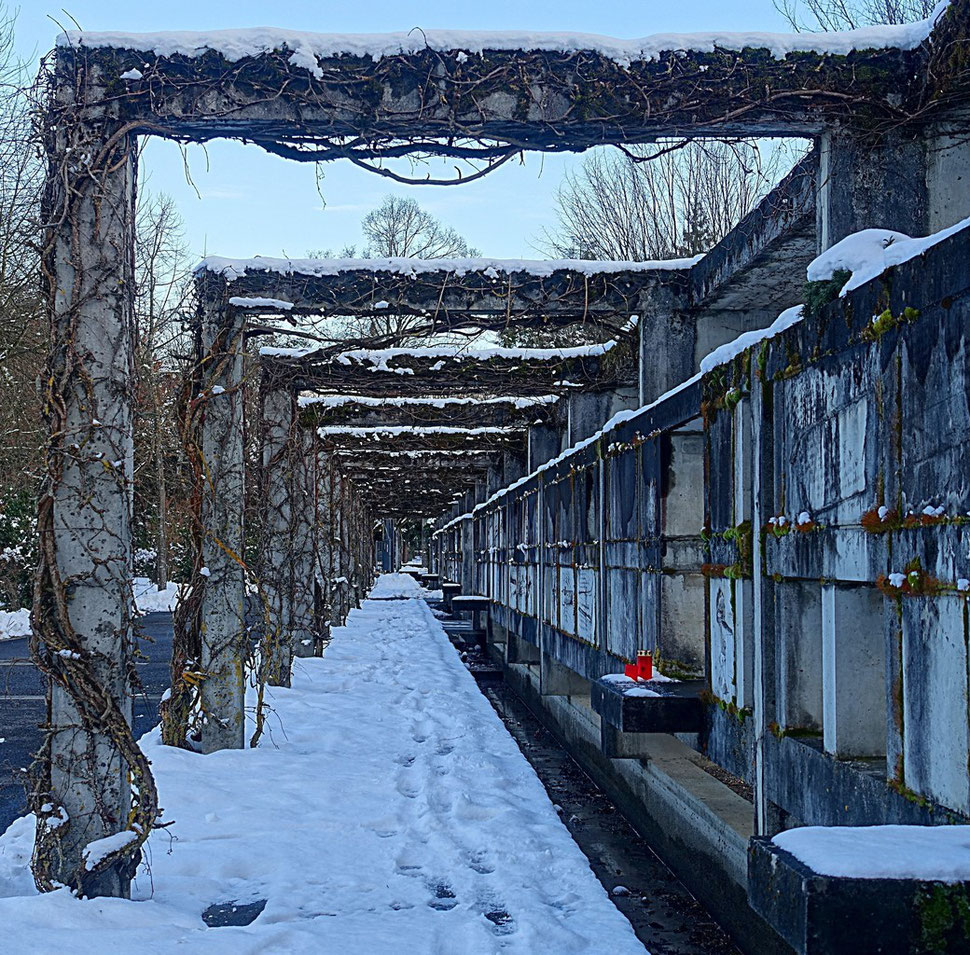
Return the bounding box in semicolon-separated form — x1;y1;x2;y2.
0;4;45;609
362;195;478;259
340;195;481;343
133;191;193;590
773;0;936;30
542;141;780;263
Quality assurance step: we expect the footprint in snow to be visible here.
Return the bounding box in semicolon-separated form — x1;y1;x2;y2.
482;906;515;935
396;774;420;800
465;850;495;875
411;720;432;743
427;882;458;911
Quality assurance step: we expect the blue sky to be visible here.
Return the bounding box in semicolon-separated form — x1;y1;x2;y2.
16;1;792;262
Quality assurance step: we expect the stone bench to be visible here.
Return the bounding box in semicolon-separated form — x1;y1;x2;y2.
591;674;705;757
451;595;489;613
748;832;970;954
440;582;462;613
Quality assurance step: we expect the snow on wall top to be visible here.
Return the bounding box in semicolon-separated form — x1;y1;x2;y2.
807;214;970;295
59;7;947;75
699;304;804;374
198;254;699;281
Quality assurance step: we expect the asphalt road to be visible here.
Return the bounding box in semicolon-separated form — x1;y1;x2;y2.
0;612;175;833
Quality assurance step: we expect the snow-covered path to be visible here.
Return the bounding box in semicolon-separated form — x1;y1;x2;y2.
0;575;644;953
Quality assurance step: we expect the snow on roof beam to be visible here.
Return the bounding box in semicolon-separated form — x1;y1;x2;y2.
198;256;690;329
262;346;630;398
317;427;527;455
53;8;955;153
300;393;559;429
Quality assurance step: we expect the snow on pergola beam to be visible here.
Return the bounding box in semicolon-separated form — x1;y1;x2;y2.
200;255;690;329
333;449;513;471
299;393;560;429
317;425;527;455
53;17;953;157
338;455;494;473
263;342;630;396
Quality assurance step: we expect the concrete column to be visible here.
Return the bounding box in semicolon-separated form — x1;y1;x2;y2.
40;121;138;897
527;424;563;471
198;291;247;752
259;382;294;686
638;284;694;405
567;387;639;445
486;465;504;496
817;129;928;251
461;519;476;594
290;425;317;658
502;451;527;485
926;124;970;231
314;449;333;650
822;584;886;758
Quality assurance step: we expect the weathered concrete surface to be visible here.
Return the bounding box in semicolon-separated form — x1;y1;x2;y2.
42;120;138;897
259;385;295;686
198;292;247;752
749;838;970;955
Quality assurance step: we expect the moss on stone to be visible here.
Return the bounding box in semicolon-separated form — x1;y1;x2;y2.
917;883;970;954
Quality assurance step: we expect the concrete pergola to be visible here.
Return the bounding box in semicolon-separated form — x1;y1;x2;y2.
34;6;966;896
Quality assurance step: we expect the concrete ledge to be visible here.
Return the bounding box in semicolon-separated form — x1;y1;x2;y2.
592;676;706;738
748;837;970;954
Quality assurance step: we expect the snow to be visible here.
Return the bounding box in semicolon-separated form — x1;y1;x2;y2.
336;449;488;459
335;343;617;363
299;394;559;410
0;576;642;953
264;341;619;363
369;573;425;599
200;254;697;281
807;215;970;295
82;830;140;871
1;582;178;636
773;825;970;882
699;305;805;374
132;577;181;614
228;295;293;310
119;68;143;80
0;609;29;642
60;6;948;76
